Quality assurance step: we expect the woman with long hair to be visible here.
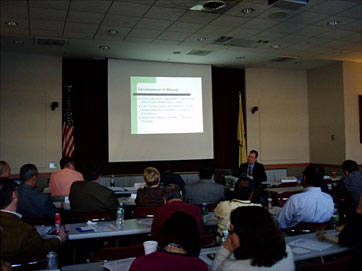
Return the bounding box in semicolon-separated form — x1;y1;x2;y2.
211;206;294;271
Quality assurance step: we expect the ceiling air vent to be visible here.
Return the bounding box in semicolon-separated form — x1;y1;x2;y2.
268;0;309;10
35;37;68;46
186;50;213;56
220;38;269;48
213;36;234;44
269;57;296;62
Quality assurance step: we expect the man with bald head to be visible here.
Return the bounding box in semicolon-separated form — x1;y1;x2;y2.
0;161;10;179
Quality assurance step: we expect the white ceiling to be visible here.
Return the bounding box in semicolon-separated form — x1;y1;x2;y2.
1;0;361;70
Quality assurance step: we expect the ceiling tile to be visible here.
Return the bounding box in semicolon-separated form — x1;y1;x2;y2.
30;8;67;21
102;15;139;28
338;20;362;32
292;26;330;37
181;33;220;45
70;0;112;14
267;22;306;34
96;25;131;36
144;6;185;20
225;2;269;18
94;33;126;41
155;0;201;9
1;18;29;32
249;31;286;42
109;1;151;17
284;11;329;25
127;29;162;39
167;22;203;33
64;22;99;34
134;18;173;31
209;15;248;27
196;25;235;36
226;28;259;39
157;31;191;41
29;0;70;10
308;0;358;15
67;11;105;24
30;20;64;32
1;6;28;20
1;0;28;8
31;29;63;37
178;11;220;24
318;30;362;42
338;4;361;19
63;32;94;39
240;18;278;31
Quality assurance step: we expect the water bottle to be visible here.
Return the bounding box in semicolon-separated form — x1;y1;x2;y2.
47;251;58;269
331;208;339;230
202;203;208;223
110;175;115;187
116;204;125;225
222;230;229;243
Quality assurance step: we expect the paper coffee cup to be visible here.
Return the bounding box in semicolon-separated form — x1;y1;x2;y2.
143;240;158;255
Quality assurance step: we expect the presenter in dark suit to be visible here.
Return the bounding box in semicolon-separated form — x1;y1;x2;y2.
69;161;119;213
238;150;267;205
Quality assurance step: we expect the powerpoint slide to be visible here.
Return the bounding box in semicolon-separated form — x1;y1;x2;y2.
130;76;203;134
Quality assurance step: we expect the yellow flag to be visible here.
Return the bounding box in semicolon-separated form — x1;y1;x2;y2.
237;94;247;165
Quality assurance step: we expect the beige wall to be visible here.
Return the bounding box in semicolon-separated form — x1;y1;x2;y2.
245;68;310;165
307;63;346;165
0;52;62;173
343;61;362;163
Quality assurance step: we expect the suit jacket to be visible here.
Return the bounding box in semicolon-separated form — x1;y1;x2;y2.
17;184;57;220
184;179;225;205
69;181;119;213
238;161;267;185
0;211;60;260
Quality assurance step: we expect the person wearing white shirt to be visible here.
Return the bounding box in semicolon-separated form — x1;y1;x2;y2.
277;164;334;229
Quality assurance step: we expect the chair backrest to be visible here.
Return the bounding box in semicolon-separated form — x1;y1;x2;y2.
297;255;352;271
277;181;297;187
200;233;216;248
133;206;160;218
22;217;53;225
90;244;145;261
196;203;217;212
71;210;117;222
287;221;329;236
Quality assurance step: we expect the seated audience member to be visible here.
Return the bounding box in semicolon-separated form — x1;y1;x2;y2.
69;161;119;213
135;167;164;207
17;164;57;221
211;206;294;271
214;177;262;244
130;212;208;271
151;184;204;244
339;193;362;270
277;164;334;229
0;179;66;261
49;157;83;196
0;260;11;271
159;162;185;195
334;160;362;216
185;161;225;205
0;161;10;179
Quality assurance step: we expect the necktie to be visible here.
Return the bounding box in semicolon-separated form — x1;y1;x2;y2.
248;165;252;176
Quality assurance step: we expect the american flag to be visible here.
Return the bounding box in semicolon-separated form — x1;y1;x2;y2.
62;89;74;158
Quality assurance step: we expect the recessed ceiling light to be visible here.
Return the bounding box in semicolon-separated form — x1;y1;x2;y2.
271;44;281;49
333;50;342;54
108;29;119;35
99;45;110;50
202;0;226;11
13;40;24;45
235;56;245;60
197;36;207;41
173;51;182;54
294;61;303;64
327;20;340;26
5;20;18;27
241;8;255;14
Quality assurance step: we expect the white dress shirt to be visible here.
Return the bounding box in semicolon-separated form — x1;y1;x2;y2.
277;187;334;229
